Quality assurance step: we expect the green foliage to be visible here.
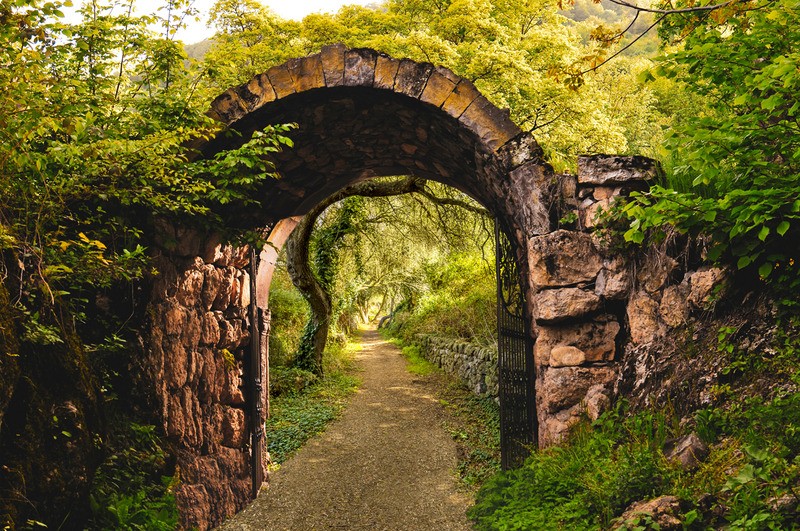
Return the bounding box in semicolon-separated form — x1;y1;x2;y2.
470;404;677;530
389;252;497;345
204;0;669;170
438;384;501;489
266;338;361;464
88;423;178;531
267;266;310;366
620;0;800;291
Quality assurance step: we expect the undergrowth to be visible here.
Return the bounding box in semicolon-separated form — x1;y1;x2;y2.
88;423;178;531
265;336;361;465
470;314;800;530
438;382;501;490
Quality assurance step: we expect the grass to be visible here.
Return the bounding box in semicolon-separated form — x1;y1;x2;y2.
265;335;361;466
399;344;438;375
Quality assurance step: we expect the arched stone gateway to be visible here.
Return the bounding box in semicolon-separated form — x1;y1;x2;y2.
143;45;662;529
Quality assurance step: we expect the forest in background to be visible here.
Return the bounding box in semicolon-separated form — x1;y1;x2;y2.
1;0;799;528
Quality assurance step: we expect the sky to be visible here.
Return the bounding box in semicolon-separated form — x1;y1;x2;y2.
148;0;379;42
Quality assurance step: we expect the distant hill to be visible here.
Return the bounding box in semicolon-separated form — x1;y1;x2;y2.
184;38;214;61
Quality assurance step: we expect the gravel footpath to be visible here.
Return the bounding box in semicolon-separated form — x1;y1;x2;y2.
216;329;473;531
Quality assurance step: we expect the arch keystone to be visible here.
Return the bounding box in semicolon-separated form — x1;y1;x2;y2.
441;79;481;119
420;69;458;108
320;43;346;86
286;54;325;92
343;48;377;87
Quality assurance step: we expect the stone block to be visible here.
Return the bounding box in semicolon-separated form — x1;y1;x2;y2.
373;54;400;89
580;197;613;229
164;304;187;336
394;59;434;99
528;230;603;287
320;43;347;86
508;159;556;235
627;290;664;345
616;496;682;530
286;54;325;92
266;64;296;99
539;365;616;414
221;408;246;448
577;154;661;185
235;73;276;112
458;95;520;151
343;48;377;87
637;254;679;294
595;256;631;299
173;226;203;257
659;283;689;327
176;268;204;307
549;345;586;367
441;79;480;119
209;89;246;124
687;266;728;308
535;317;620;366
212;268;235;310
175;484;211;531
664;433;708;470
420;70;457;108
585;384;610;421
201;312;221;346
534;287;602;323
181;310;202;350
202;266;222;310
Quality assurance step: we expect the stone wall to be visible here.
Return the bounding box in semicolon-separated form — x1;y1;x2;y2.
530;155;727;446
416;335;498;397
139;224;260;530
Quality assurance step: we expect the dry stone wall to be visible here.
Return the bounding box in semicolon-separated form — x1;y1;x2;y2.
415;335;498;397
139;223;259;530
531;155;728;446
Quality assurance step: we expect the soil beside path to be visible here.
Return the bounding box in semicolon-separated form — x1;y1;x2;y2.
217;329;473;531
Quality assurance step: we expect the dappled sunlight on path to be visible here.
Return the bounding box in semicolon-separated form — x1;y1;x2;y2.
216;329;471;530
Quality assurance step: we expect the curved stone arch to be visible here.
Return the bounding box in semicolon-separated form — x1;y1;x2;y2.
155;46;567;530
198;44;557;242
208;44;521;154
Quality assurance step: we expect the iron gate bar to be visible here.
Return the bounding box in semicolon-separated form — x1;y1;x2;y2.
249;248;265;497
495;221;537;470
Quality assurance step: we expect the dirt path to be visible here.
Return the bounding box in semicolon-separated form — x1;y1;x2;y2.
217;329;473;531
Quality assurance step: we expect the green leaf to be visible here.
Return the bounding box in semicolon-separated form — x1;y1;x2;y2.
777;220;790;236
737;255;753;269
758;226;770;241
758;262;773;278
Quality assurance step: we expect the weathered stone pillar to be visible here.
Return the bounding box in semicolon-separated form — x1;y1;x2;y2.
527;155;659;445
141;223;255;530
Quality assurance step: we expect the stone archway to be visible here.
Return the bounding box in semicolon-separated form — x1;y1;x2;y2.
144;45;658;530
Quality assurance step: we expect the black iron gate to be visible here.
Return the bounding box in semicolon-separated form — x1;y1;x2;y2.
495;222;537;469
249;249;266;497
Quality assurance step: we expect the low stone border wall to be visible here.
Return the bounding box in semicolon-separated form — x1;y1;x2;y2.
415;335;498;398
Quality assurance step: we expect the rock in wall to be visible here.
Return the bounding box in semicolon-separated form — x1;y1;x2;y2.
139;224;259;531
